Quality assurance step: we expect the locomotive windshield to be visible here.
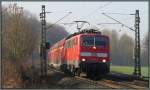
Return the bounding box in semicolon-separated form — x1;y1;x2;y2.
82;36;108;47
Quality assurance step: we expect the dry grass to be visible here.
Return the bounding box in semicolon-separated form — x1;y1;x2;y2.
2;60;24;88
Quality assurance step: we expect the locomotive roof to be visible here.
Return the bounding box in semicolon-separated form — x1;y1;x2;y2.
66;29;101;40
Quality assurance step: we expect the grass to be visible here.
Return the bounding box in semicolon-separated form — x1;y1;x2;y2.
110;65;149;77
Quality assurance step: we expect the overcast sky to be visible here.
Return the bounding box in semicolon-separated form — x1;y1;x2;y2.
2;1;148;41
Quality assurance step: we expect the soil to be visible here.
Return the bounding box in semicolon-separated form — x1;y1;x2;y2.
27;68;106;89
2;59;106;89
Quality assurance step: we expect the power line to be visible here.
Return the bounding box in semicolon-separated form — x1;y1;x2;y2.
64;2;112;31
120;16;134;22
73;20;90;31
59;2;112;31
102;13;135;31
79;2;112;20
65;23;75;30
59;21;90;32
46;12;72;30
97;23;121;25
59;22;75;30
59;22;75;25
102;12;135;15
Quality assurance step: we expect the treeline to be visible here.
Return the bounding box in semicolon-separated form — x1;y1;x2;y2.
46;24;69;45
2;4;68;88
141;34;148;66
2;4;41;88
101;29;148;66
2;4;69;62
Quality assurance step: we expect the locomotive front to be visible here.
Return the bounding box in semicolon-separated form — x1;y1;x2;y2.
79;33;110;77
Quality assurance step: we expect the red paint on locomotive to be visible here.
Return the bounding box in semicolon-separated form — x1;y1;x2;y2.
48;30;110;77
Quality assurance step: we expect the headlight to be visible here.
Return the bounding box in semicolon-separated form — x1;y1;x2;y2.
93;46;96;49
102;59;106;63
82;58;86;61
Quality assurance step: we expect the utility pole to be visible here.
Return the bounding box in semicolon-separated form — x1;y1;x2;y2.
133;10;141;77
40;5;47;77
102;10;141;77
39;5;71;78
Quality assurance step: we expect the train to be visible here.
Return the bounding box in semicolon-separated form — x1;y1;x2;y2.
48;29;110;78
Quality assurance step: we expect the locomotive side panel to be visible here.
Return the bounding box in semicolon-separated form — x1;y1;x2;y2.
64;35;80;68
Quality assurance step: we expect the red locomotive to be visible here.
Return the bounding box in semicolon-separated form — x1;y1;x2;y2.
48;29;110;78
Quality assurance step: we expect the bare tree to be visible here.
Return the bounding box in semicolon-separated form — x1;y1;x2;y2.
46;24;69;45
102;29;135;66
141;33;148;66
102;29;119;65
118;33;134;66
2;4;40;88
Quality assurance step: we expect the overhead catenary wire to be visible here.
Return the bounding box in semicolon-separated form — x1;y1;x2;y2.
102;13;135;31
120;16;134;22
46;12;72;30
52;2;112;32
59;22;75;25
97;23;121;25
66;23;75;30
59;22;75;30
79;2;112;20
100;12;135;28
102;10;142;77
56;2;112;31
97;12;135;33
101;12;135;15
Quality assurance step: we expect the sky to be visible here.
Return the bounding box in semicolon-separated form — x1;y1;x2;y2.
2;1;149;41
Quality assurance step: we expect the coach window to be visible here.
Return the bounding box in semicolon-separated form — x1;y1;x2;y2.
72;39;75;46
75;38;77;45
68;40;70;48
71;39;75;47
70;38;74;47
65;42;68;48
64;42;67;48
70;39;73;47
70;40;72;47
68;41;70;48
66;40;70;48
74;38;77;45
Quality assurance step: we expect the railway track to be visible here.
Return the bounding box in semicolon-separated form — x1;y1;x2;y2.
48;68;108;88
48;67;148;89
75;76;115;88
75;75;147;89
100;79;146;89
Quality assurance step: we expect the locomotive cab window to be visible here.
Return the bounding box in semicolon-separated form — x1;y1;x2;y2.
82;37;94;46
95;36;108;47
81;36;108;47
